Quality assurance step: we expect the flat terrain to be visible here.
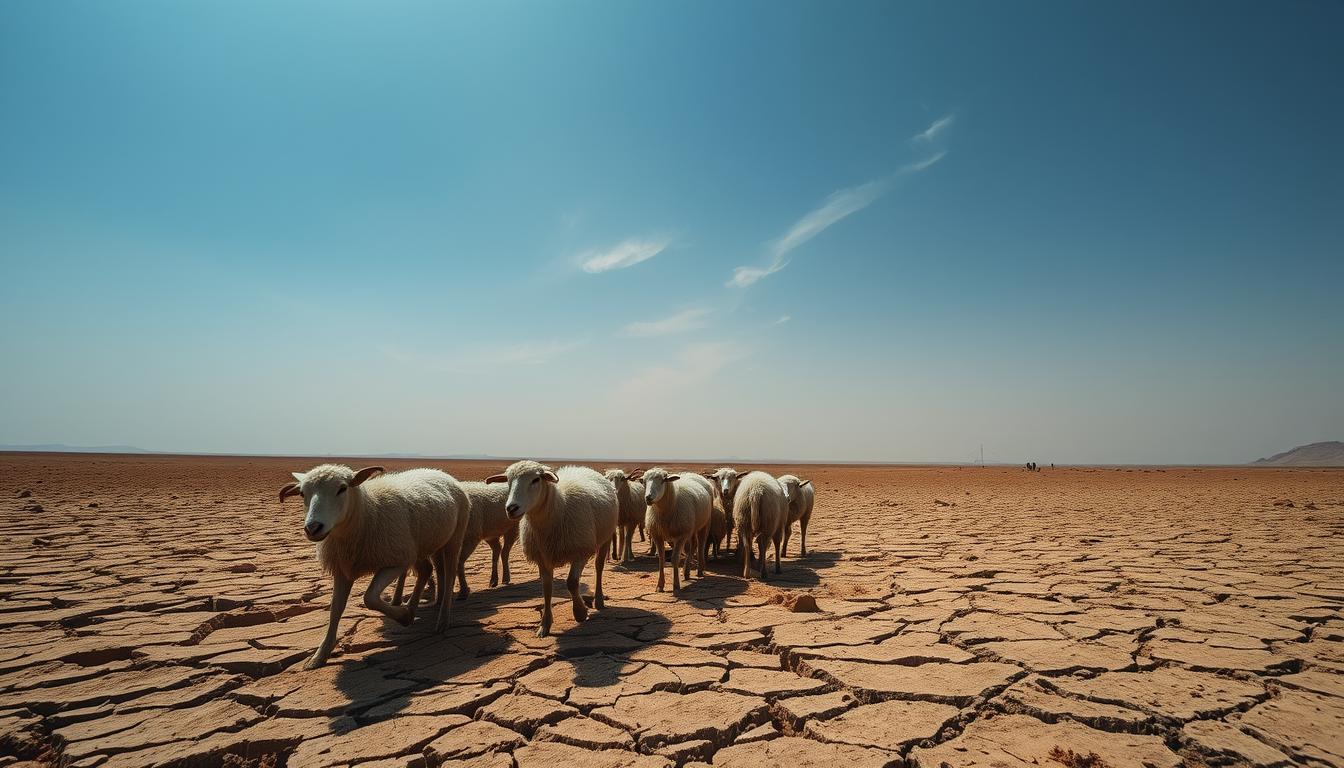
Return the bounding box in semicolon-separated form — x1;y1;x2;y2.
2;454;1343;768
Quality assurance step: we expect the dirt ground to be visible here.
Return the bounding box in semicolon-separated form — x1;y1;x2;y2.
1;453;1342;768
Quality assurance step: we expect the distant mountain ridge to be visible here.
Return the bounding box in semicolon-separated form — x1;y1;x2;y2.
1252;441;1344;467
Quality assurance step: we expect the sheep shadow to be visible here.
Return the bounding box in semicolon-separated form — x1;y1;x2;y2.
330;583;523;726
630;543;844;589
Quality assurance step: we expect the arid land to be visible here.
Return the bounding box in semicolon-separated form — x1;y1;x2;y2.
2;453;1342;767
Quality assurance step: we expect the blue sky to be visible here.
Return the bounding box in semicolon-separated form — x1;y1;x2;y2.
1;1;1340;464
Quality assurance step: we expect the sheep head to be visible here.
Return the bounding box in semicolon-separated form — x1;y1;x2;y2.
706;467;742;500
281;464;384;542
494;460;558;521
641;467;681;506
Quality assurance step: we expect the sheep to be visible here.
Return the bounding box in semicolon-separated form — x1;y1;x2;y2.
731;471;787;580
456;481;520;597
636;468;713;594
705;485;731;560
777;474;816;558
486;461;617;637
279;464;470;669
702;467;741;553
604;469;646;564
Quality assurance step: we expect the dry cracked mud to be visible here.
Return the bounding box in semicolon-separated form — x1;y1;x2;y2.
1;453;1342;767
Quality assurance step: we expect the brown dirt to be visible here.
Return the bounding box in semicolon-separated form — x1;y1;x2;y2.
1;453;1342;767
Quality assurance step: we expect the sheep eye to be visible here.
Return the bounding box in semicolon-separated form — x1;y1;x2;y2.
336;485;347;495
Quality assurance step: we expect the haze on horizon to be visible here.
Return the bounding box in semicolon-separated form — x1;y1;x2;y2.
1;2;1341;466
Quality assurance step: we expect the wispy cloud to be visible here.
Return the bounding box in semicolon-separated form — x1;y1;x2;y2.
580;236;671;273
774;315;791;325
614;341;743;401
728;179;887;288
900;151;947;174
620;307;713;337
912;113;954;143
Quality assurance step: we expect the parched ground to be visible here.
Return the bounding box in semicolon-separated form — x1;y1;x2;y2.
2;454;1343;768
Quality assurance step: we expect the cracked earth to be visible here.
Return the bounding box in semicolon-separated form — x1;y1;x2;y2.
2;453;1342;768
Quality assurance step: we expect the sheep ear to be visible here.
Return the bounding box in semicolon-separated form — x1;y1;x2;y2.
351;466;385;486
279;482;303;502
292;472;305;483
627;469;644;481
485;473;508;484
735;471;750;480
800;480;812;487
667;474;681;481
543;470;559;483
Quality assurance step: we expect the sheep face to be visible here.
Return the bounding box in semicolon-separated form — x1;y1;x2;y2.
706;467;741;499
280;464;385;542
641;468;680;505
491;462;558;521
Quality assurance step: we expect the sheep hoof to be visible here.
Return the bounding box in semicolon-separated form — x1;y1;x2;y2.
458;587;470;600
594;596;605;610
536;623;551;638
573;604;588;623
395;609;414;627
303;655;326;670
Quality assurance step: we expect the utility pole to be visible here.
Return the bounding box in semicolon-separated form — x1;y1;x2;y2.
980;443;984;468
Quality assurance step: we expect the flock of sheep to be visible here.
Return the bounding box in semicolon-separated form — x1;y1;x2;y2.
279;460;815;669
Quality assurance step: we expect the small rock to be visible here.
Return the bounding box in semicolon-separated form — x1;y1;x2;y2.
1272;498;1295;508
32;537;52;546
23;504;44;513
226;563;258;574
87;502;99;508
17;489;32;498
934;499;956;507
768;592;819;613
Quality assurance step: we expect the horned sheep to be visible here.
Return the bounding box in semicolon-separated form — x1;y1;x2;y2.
487;461;618;637
279;464;470;669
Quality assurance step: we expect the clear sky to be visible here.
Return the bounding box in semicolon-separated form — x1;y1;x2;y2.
1;2;1341;464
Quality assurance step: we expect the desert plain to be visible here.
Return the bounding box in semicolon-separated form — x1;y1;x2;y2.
1;453;1342;768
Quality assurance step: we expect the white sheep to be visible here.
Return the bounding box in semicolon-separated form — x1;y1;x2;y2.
777;474;816;558
604;469;646;564
705;485;731;560
636;468;713;594
279;464;470;669
731;471;787;580
702;467;741;553
486;461;618;637
457;480;520;596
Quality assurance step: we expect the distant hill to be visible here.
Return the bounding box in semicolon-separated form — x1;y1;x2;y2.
1252;441;1344;467
0;443;151;454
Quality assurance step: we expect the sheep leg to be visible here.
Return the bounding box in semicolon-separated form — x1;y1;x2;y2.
740;526;752;578
567;559;589;623
594;540;608;611
800;514;810;557
671;540;684;594
611;531;620;561
406;559;434;617
538;566;554;637
363;566;413;626
757;535;769;581
457;537;479;601
487;538;502;588
622;525;636;564
655;536;667;592
772;530;783;574
437;538;462;633
392;570;407;606
501;528;517;584
638;521;646;541
782;524;792;558
305;573;352;670
696;528;708;577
